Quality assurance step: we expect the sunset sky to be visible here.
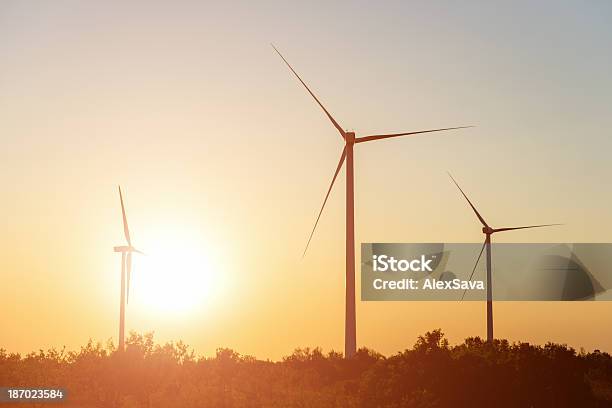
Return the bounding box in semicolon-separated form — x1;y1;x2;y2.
2;1;612;359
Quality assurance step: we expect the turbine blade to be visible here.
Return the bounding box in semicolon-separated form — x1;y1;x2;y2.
132;248;145;255
447;173;488;228
303;147;347;257
356;126;473;143
126;252;132;304
461;240;486;301
271;44;346;139
493;224;563;233
118;186;132;246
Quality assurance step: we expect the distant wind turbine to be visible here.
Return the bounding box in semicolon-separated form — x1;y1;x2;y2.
113;186;144;352
448;173;561;342
273;44;473;358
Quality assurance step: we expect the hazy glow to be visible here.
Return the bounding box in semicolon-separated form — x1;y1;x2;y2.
134;228;224;315
1;1;612;359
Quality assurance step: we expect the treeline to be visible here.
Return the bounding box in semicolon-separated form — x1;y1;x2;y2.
2;330;612;407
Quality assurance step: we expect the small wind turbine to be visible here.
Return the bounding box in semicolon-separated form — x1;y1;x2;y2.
113;186;144;352
273;44;472;358
448;173;561;342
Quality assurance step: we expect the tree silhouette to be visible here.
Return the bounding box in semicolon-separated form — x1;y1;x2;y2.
1;330;611;407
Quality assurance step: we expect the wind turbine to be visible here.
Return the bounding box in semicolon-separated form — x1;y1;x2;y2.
272;44;472;358
113;186;144;352
448;173;560;342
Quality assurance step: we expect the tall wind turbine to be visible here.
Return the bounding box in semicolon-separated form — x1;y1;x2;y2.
273;44;472;358
448;173;560;342
113;186;144;352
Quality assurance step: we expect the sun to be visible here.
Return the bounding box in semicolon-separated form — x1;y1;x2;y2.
130;228;224;315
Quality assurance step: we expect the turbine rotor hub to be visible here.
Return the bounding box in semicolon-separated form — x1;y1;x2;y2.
482;226;494;235
345;131;356;144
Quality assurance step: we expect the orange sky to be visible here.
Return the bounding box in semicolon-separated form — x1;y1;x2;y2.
1;1;612;359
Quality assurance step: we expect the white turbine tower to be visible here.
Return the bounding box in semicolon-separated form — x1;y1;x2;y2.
114;186;144;351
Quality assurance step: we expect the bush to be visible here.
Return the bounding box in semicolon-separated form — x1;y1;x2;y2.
1;330;611;407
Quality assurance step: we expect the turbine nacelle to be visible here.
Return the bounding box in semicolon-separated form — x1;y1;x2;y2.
113;245;142;253
344;131;356;144
483;226;494;235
